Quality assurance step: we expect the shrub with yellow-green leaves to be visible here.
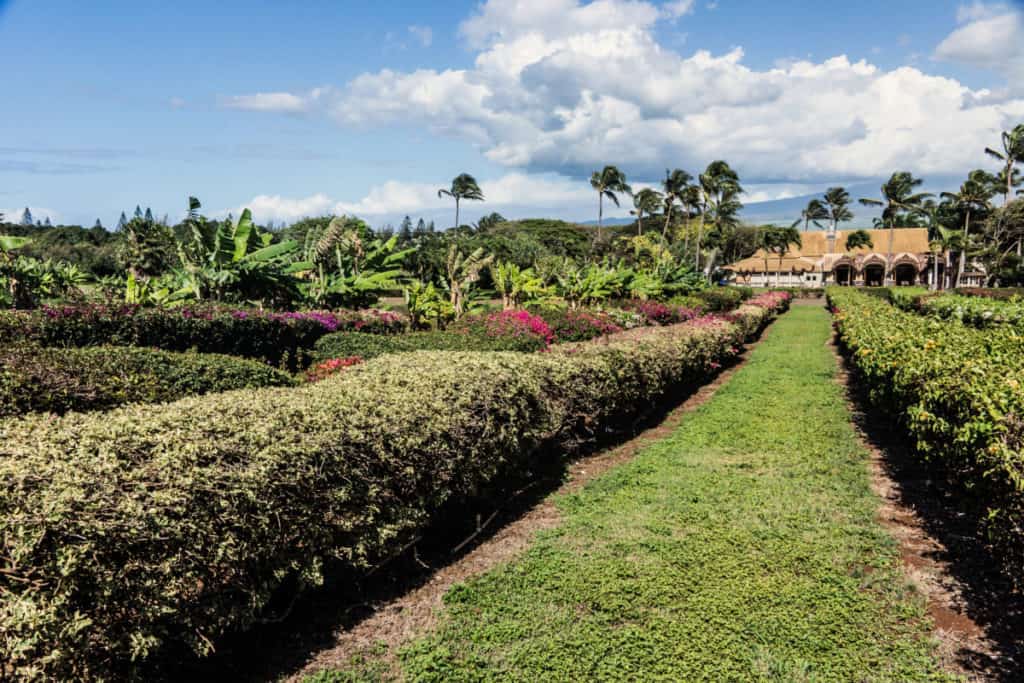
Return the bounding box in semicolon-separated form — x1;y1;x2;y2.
828;287;1024;587
0;298;791;680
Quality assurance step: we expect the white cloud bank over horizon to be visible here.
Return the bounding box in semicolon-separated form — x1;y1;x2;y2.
218;0;1024;225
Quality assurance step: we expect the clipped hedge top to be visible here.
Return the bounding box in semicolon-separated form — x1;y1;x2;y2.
0;344;296;418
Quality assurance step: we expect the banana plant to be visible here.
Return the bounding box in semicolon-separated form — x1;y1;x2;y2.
404;279;453;329
292;215;415;309
491;261;550;309
175;201;301;305
446;245;494;317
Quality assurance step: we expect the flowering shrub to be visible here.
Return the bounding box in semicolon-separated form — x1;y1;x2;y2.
539;309;622;343
305;356;364;383
829;287;1024;588
619;299;701;326
0;305;406;369
450;310;554;349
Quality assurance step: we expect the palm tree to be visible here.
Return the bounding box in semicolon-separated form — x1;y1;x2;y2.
793;198;828;232
679;184;702;258
438;173;485;230
985;124;1024;205
590;166;632;242
630;188;663;236
767;226;802;287
940;169;997;287
859;172;932;283
823;187;854;235
697;161;742;273
661;169;692;237
844;230;873;251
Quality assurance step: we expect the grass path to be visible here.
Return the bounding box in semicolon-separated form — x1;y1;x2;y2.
318;306;954;682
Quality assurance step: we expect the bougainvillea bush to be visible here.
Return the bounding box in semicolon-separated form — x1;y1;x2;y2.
0;345;295;417
537;309;622;343
0;305;406;368
829;287;1024;587
619;299;702;326
305;356;363;382
449;310;554;347
0;299;789;680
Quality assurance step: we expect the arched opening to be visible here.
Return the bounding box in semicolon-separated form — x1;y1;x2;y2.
864;264;885;287
893;263;918;286
834;264;854;286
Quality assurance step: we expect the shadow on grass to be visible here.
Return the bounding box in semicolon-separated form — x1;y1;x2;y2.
161;342;761;683
837;344;1023;682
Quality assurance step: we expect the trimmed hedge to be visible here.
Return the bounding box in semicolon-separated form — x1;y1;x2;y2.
0;305;406;369
314;310;553;362
0;295;789;680
0;345;295;417
828;288;1024;588
694;287;745;312
912;292;1024;330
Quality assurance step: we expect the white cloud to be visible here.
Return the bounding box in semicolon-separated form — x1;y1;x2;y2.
935;3;1024;93
956;1;1008;23
221;88;331;113
408;25;433;47
662;0;695;20
226;0;1024;188
223;173;600;225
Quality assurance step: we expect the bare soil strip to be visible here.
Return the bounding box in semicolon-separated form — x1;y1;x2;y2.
283;323;777;681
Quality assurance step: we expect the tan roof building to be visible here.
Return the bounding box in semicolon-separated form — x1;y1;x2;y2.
723;228;966;288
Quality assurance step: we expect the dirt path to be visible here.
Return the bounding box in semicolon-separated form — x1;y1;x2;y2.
286;320;779;680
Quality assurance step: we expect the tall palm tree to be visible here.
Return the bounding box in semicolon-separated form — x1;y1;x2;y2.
438;173;485;230
697;160;742;273
859;172;932;283
793;198;828;232
940;169;997;287
630;188;663;236
661;169;692;237
590;166;632;242
823;187;854;233
985;123;1024;205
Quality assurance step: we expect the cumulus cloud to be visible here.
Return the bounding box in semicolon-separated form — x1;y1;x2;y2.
935;2;1024;91
226;0;1024;185
223;173;598;224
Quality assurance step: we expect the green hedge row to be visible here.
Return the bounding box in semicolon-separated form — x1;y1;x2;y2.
313;329;543;362
0;345;295;417
828;288;1024;587
0;298;787;680
0;305;406;369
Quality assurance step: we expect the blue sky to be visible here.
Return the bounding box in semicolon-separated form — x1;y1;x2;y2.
2;0;1023;228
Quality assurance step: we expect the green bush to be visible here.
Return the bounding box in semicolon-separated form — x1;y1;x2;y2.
0;345;295;417
0;305;406;369
828;288;1024;587
694;287;743;312
0;298;787;679
313;329;542;362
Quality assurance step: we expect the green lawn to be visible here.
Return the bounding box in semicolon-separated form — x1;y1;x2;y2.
316;305;955;682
